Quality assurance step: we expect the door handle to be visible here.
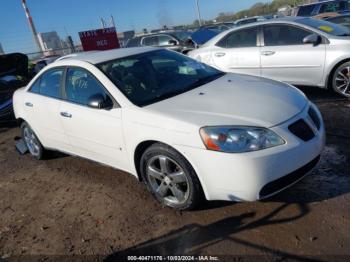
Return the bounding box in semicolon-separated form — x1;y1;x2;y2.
60;112;72;118
25;102;33;107
261;51;276;56
215;52;226;57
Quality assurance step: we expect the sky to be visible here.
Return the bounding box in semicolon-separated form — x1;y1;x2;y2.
0;0;270;54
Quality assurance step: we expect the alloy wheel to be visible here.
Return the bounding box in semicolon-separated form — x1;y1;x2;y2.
23;126;40;157
335;67;350;97
146;155;190;206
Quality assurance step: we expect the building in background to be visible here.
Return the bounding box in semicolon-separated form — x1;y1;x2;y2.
37;31;66;56
0;43;4;55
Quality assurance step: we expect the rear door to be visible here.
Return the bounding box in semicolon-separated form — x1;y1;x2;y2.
23;68;71;151
59;67;128;170
210;26;261;76
260;24;326;86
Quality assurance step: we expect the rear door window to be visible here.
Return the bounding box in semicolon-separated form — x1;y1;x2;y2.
217;27;258;48
29;68;63;99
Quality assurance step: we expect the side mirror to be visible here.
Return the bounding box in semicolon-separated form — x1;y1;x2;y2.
87;93;113;110
303;34;322;46
168;39;178;46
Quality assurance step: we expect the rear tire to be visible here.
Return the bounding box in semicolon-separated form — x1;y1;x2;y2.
331;61;350;98
140;143;204;210
21;122;46;160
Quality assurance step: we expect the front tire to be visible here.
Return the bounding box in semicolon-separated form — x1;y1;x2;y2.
331;62;350;98
21;122;46;160
140;143;204;210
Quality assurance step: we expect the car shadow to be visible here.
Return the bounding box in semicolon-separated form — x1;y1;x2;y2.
105;203;318;261
0;121;18;130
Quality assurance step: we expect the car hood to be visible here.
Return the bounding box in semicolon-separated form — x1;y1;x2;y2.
146;74;308;128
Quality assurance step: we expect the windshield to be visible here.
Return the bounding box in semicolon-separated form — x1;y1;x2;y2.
97;49;225;106
298;17;350;36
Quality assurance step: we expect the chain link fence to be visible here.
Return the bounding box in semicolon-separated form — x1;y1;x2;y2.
25;46;84;61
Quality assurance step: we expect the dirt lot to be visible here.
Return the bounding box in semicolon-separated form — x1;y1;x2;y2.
0;87;349;261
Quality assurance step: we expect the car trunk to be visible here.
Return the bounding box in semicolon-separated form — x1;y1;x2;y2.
0;53;29;123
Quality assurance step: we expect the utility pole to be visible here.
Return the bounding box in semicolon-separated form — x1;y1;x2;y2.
195;0;202;26
111;15;116;28
101;18;106;29
21;0;42;52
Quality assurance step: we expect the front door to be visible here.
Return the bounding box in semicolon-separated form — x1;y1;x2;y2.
59;67;128;170
260;24;326;86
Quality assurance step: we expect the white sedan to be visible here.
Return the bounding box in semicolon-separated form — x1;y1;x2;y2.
13;47;325;210
188;17;350;98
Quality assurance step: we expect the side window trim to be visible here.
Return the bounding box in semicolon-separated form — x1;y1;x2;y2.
27;67;65;100
261;23;320;47
62;66;120;108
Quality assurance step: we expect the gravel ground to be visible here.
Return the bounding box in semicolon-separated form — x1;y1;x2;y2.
0;87;349;261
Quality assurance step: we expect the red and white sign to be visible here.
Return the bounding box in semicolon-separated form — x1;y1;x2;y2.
79;27;120;51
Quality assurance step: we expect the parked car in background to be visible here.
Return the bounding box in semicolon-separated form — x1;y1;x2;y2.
201;22;235;31
126;31;194;54
326;13;350;28
234;16;266;27
295;0;350;18
0;53;29;125
13;47;325;210
33;55;60;74
188;17;350;98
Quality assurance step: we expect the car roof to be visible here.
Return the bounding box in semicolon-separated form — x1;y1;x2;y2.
137;31;186;37
55;47;160;65
235;16;265;22
219;16;304;31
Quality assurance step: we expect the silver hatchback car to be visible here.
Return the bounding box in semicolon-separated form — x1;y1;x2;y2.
189;17;350;98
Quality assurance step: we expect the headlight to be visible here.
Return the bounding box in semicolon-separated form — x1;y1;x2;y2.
200;126;285;153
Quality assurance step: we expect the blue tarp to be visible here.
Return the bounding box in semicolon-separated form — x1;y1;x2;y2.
190;28;221;46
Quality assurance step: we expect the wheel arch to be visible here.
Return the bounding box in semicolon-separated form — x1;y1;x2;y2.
326;58;350;89
16;117;27;127
133;140;209;200
133;140;160;182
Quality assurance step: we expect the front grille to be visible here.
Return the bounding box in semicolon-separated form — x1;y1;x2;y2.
259;155;320;198
308;107;321;130
288;119;315;141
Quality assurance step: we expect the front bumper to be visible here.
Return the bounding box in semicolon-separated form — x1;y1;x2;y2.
174;104;326;202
